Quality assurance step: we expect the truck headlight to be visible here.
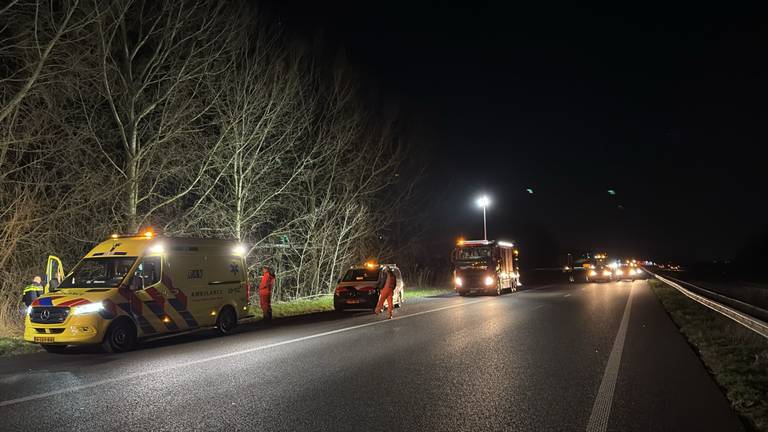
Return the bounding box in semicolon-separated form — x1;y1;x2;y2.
484;276;495;286
454;277;463;287
72;302;104;315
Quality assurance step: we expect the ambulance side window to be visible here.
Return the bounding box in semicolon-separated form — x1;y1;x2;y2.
135;257;161;289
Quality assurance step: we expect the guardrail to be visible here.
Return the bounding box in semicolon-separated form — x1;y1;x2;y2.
648;270;768;339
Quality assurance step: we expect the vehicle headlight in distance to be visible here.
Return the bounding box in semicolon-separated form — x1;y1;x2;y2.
589;270;597;276
484;276;495;286
72;302;104;315
454;277;463;287
615;269;624;275
603;270;612;276
628;269;636;275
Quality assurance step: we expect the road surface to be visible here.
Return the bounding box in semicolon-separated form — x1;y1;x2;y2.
0;279;745;431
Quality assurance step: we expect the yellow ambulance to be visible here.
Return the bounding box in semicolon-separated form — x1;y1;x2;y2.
24;232;252;353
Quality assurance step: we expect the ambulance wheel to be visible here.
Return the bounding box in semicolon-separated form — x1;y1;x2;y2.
216;306;237;335
102;318;136;353
42;344;68;354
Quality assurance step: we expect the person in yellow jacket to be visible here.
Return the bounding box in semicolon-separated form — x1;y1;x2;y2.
21;275;44;307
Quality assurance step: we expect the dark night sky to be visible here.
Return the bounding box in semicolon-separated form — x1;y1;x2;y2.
268;1;767;264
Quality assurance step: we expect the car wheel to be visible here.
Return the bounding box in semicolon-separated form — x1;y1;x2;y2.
335;303;345;313
42;344;68;354
216;306;237;335
102;319;136;353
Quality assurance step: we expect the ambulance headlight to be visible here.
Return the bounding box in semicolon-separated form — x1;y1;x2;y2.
72;302;104;315
233;245;247;256
484;276;495;286
454;277;463;287
26;306;32;315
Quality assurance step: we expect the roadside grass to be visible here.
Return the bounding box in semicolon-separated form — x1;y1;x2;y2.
405;286;453;299
248;287;454;319
250;295;334;320
0;336;40;357
649;279;768;431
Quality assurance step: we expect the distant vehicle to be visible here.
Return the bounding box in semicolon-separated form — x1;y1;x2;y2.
452;239;520;296
613;261;643;281
586;264;613;282
24;232;251;353
334;263;404;312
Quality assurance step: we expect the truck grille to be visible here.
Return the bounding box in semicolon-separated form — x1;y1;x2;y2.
30;307;70;324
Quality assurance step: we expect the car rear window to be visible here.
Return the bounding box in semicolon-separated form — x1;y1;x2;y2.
342;269;380;282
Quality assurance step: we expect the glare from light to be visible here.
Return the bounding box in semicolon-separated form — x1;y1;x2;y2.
498;241;514;247
144;230;153;239
72;302;104;315
484;276;494;286
590;270;597;276
476;195;491;208
111;233;118;239
233;245;246;256
615;269;624;276
149;243;164;254
603;270;612;276
454;276;463;287
26;305;32;315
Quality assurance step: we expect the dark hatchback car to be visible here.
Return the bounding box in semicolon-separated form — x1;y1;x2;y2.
333;264;404;312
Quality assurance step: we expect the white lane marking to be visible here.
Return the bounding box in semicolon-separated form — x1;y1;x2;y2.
586;285;634;432
0;297;489;408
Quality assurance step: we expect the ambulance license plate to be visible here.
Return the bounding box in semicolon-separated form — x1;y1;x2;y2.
34;337;54;343
346;299;360;304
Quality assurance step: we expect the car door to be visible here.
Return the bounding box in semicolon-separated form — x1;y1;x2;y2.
45;255;65;293
394;268;404;305
130;256;178;333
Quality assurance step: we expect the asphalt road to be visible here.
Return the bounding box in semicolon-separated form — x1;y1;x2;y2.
0;279;745;431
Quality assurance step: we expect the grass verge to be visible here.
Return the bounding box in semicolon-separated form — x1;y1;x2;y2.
405;287;453;299
0;336;40;357
248;287;454;319
649;279;768;431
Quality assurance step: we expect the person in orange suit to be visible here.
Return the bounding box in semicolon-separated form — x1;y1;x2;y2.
258;266;275;322
374;267;395;319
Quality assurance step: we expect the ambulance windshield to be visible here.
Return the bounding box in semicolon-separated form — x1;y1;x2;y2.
59;257;137;288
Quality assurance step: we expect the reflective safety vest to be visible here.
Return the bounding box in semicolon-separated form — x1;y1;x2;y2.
22;283;43;295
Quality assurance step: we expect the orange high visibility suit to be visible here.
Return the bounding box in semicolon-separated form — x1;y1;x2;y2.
259;269;275;321
375;269;395;318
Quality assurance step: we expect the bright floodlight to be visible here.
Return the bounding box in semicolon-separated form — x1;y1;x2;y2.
476;195;491;208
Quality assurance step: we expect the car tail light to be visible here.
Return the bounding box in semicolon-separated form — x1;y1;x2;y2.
357;286;376;293
335;286;347;294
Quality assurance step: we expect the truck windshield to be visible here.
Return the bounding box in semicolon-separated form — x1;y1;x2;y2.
59;257;137;289
454;246;492;261
342;268;380;282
